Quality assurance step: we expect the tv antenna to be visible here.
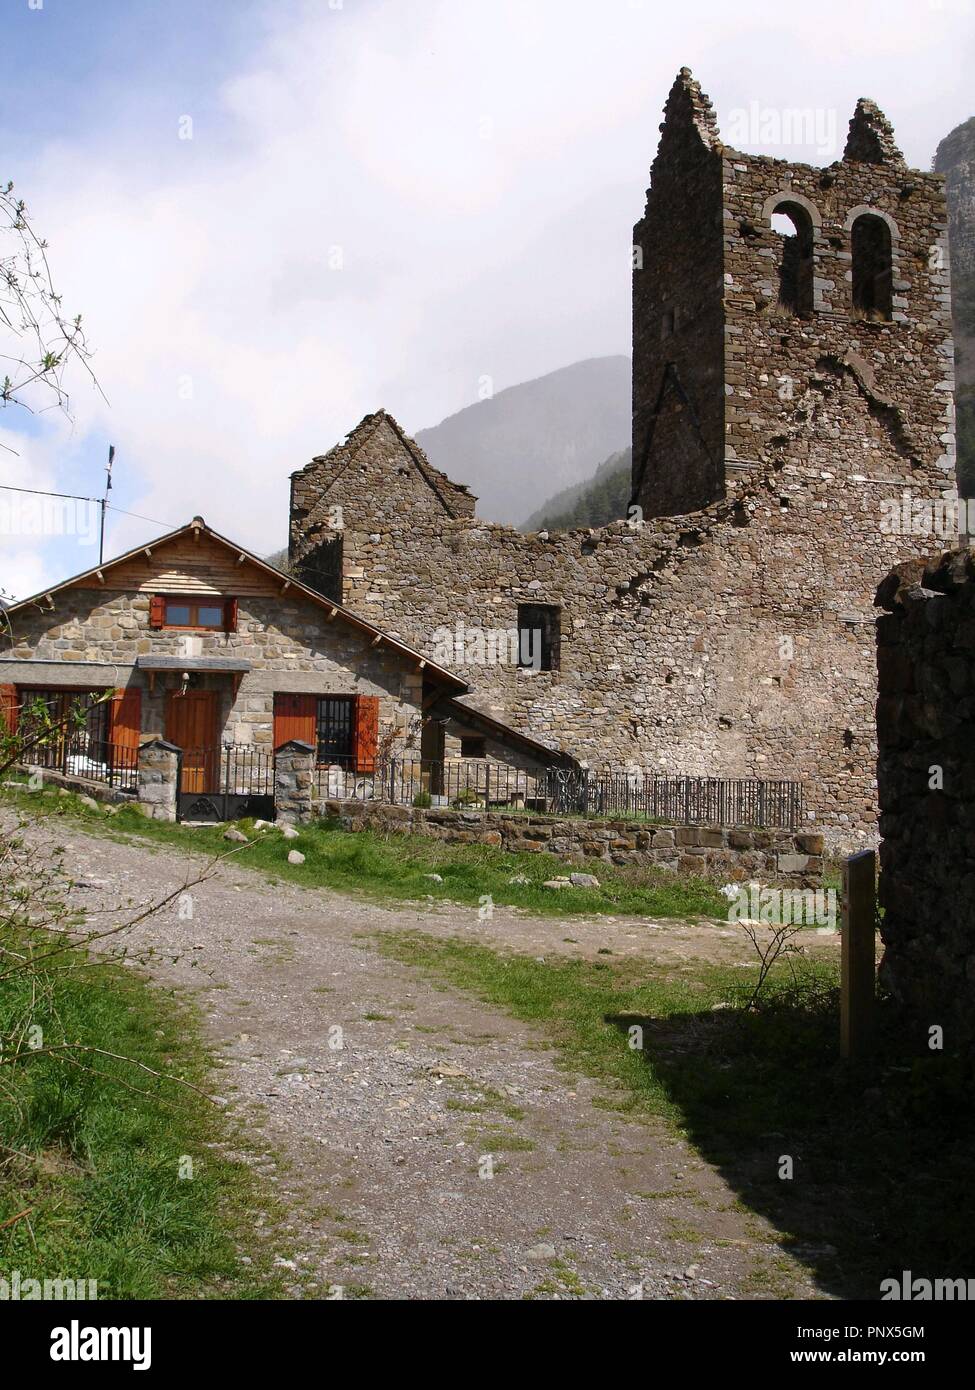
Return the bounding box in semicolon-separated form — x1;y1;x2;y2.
98;444;115;566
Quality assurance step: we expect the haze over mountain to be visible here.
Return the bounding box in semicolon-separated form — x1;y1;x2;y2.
414;356;629;525
521;447;632;532
935;115;975;497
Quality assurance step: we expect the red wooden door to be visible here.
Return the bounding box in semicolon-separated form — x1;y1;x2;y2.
165;691;219;793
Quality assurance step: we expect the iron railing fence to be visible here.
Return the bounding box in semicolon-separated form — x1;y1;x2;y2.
25;735;139;794
312;757;370;802
20;734;803;829
313;758;551;809
174;744;275;822
312;758;804;830
177;745;275;797
542;770;804;830
385;758;547;810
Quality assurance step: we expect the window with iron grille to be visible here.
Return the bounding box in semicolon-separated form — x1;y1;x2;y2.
18;689;108;755
316;696;354;763
516;603;561;671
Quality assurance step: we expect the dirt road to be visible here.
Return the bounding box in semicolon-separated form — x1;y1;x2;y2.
54;824;829;1300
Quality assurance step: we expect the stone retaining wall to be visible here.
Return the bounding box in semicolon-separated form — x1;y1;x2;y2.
318;799;824;884
8;767;128;805
876;548;975;1048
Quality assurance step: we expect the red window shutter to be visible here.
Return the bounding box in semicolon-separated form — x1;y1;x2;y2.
273;693;316;750
109;688;142;751
353;694;379;774
0;683;18;735
149;595;166;629
224;597;238;633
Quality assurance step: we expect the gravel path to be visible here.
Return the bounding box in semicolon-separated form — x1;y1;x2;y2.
50;823;830;1301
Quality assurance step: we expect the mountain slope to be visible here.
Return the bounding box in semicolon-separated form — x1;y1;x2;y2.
414;356;629;525
521;447;632;531
935;116;975;497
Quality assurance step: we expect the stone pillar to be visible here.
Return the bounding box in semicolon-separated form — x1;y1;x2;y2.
137;738;180;822
274;739;315;824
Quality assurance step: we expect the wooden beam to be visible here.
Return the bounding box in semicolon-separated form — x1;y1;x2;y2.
95;570;105;585
236;553;246;566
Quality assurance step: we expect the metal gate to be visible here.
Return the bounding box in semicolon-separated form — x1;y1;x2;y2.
176;745;274;823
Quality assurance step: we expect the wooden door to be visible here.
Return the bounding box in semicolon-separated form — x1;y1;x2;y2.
419;708;444;794
165;691;219;793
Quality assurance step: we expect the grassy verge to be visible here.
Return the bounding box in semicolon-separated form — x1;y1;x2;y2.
0;795;285;1301
374;929;975;1299
0;931;282;1299
2;781;728;921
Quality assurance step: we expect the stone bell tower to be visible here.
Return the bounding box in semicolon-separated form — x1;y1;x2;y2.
631;69;956;521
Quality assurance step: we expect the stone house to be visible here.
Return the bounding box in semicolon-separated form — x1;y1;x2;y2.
0;516;567;815
289;71;958;847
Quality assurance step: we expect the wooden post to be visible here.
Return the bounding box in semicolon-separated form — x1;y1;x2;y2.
841;849;877;1060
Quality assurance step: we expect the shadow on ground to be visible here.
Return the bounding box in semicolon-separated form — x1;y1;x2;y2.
607;997;975;1299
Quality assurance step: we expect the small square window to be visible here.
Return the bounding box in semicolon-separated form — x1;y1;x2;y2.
517;603;561;671
162;599;227;629
460;736;486;759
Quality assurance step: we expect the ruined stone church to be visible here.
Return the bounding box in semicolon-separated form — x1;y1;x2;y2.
288;70;957;847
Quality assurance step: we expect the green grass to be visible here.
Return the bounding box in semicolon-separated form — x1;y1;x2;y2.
373;929;975;1299
0;939;283;1299
470;1128;535;1152
1;781;727;921
375;930;741;1125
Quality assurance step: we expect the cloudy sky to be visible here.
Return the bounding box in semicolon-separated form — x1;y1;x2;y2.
1;0;972;598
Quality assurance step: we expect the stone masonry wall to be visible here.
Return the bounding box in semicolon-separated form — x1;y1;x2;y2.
709;98;954;515
632;69;726;517
875;548;975;1049
319;798;824;886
